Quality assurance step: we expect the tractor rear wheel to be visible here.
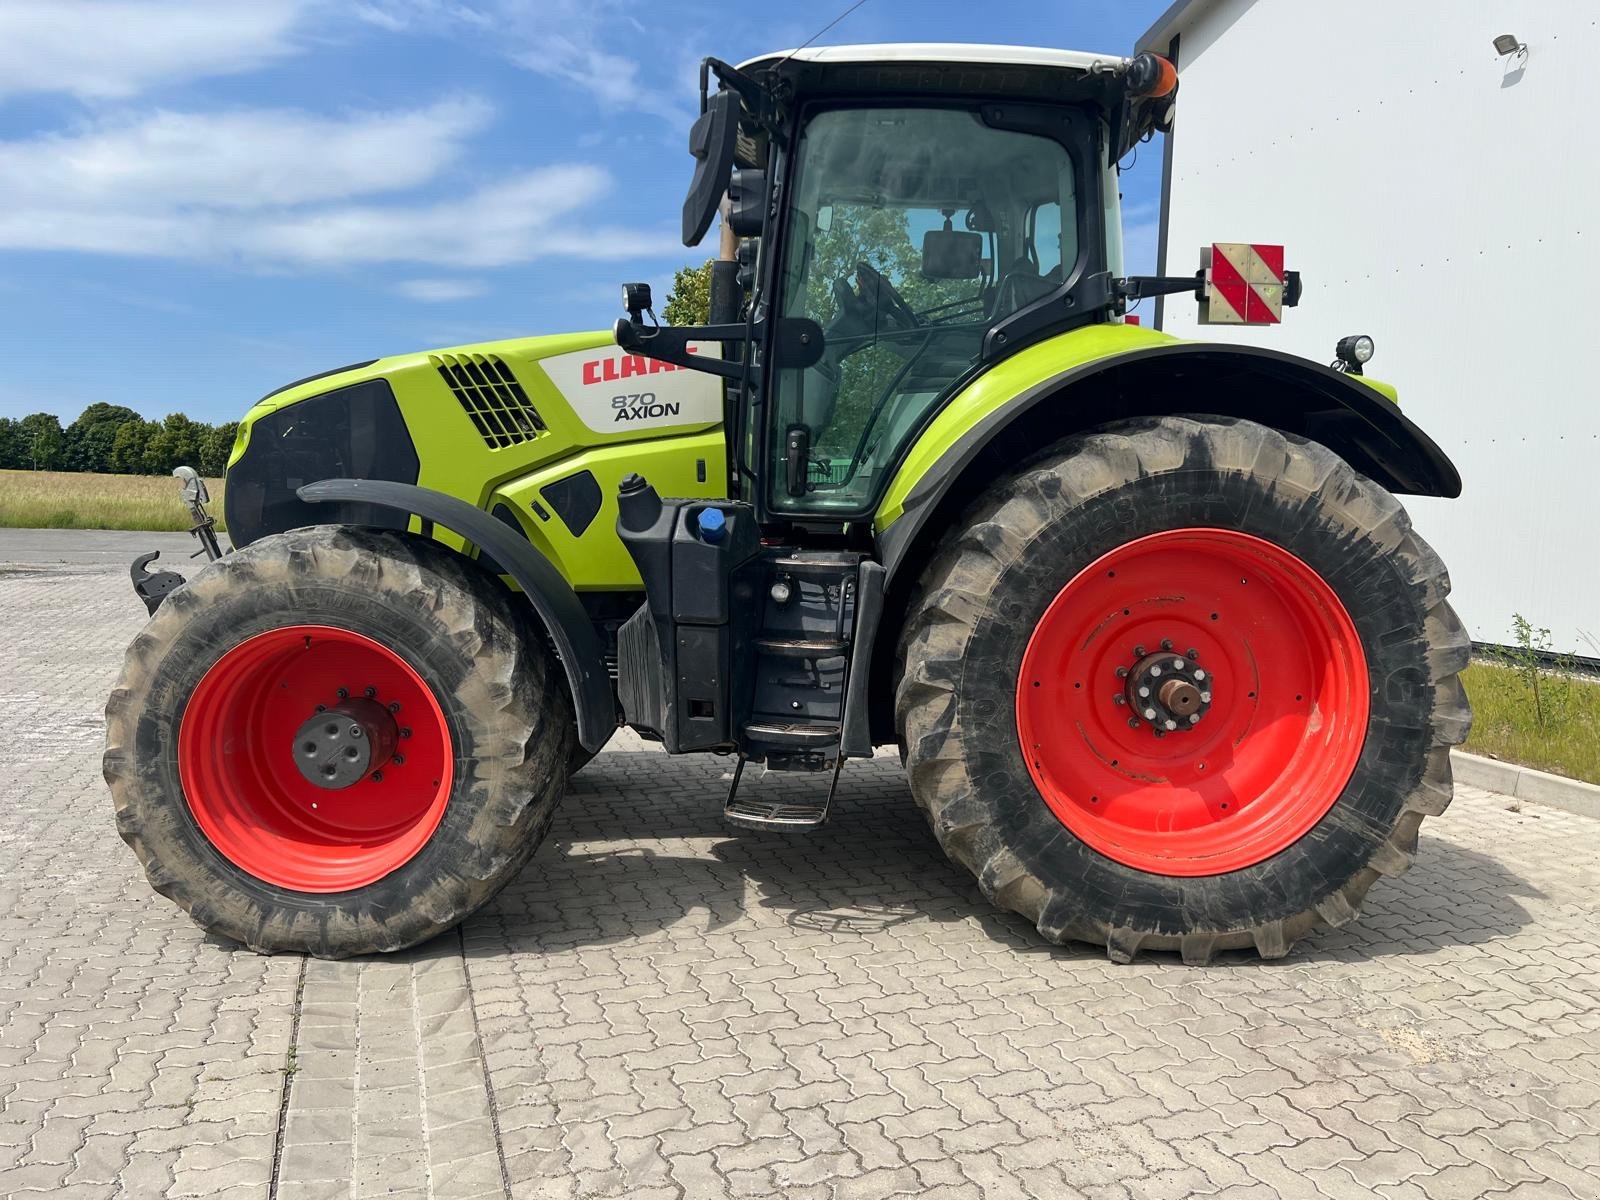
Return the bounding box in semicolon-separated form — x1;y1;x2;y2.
896;415;1470;962
105;525;572;957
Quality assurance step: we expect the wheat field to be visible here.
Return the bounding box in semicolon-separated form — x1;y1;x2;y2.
0;470;227;532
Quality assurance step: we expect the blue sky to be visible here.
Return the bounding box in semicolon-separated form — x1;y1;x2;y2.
0;0;1167;424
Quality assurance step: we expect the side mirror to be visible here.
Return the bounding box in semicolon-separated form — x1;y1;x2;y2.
682;89;740;247
921;228;983;280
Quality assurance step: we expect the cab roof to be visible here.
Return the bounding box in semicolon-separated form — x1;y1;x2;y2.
736;43;1128;107
738;43;1124;73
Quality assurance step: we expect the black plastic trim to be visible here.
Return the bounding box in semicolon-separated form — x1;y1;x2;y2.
476;501;528;576
540;470;603;538
878;343;1463;586
258;360;379;402
297;479;618;752
225;379;419;549
840;561;886;758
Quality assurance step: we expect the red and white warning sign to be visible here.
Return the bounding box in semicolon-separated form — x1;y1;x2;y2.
1201;243;1285;325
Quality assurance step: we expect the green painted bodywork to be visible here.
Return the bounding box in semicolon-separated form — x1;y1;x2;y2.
873;325;1401;534
232;322;1400;587
231;331;726;591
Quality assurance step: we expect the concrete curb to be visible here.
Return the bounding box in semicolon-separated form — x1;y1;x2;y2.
1451;749;1600;820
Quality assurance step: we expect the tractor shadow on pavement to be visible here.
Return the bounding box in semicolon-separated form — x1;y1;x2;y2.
474;745;1545;967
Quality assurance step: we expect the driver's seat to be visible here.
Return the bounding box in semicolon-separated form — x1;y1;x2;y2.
991;257;1057;317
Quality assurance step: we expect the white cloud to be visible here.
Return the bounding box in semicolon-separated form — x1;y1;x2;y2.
395;278;488;302
236;167;679;268
0;98;494;211
358;0;691;117
0;1;309;100
0;158;680;270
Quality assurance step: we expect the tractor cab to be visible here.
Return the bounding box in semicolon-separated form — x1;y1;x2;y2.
618;44;1179;525
601;45;1185;824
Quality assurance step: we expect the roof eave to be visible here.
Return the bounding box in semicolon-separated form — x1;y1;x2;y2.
1136;0;1209;55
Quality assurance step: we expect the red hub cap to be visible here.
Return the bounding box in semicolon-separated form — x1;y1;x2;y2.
1015;529;1368;876
178;626;453;892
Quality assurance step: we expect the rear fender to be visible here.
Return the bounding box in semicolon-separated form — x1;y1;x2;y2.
876;342;1461;586
298;479;617;752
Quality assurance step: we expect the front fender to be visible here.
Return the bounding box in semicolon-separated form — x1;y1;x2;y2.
298;479;617;752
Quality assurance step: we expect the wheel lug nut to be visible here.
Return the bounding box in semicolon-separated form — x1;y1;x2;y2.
1165;720;1177;731
1200;691;1211;703
1172;659;1185;670
1188;714;1201;724
1144;708;1157;720
1151;666;1162;677
1194;669;1206;681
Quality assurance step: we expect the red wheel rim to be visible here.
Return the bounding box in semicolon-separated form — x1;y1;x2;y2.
1015;529;1368;876
178;625;453;892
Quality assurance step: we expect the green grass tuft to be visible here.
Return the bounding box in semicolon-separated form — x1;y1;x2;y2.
0;469;226;532
1462;661;1600;785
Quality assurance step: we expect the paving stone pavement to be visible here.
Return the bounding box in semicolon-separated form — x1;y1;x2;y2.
1;537;1598;1199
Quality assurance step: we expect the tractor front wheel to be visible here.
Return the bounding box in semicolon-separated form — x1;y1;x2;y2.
105;525;572;957
896;415;1471;962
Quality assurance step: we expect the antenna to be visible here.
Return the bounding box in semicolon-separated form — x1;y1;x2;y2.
774;0;873;71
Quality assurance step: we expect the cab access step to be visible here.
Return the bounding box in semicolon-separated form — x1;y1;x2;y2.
612;474;884;829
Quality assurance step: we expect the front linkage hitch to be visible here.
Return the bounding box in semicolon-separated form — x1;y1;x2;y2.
131;466;225;615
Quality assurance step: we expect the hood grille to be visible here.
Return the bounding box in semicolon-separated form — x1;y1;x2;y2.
433;353;547;448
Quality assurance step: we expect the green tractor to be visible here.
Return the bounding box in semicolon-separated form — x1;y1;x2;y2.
105;43;1469;962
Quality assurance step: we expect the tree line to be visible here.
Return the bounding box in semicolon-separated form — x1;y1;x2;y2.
3;272;707;482
0;405;238;478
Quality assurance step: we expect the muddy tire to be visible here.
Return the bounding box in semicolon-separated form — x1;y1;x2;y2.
104;525;572;957
895;415;1471;963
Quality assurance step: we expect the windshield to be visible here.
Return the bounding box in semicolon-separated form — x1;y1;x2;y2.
770;105;1080;514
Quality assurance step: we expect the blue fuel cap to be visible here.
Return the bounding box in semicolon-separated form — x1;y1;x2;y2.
696;507;727;543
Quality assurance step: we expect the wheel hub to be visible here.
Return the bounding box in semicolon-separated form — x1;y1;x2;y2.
292;697;399;789
1122;646;1212;734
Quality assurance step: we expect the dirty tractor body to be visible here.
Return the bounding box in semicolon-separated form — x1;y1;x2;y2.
106;44;1470;961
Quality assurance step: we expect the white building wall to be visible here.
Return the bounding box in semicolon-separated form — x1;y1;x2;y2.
1148;0;1599;654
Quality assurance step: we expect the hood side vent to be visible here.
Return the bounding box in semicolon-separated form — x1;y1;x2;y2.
433;353;547;448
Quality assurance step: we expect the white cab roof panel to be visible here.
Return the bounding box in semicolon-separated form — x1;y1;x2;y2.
739;43;1124;73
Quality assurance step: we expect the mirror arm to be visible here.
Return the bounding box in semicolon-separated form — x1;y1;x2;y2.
612;315;825;380
1116;272;1207;303
702;56;787;143
614;319;750;380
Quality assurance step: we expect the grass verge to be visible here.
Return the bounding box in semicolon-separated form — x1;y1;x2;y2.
1461;661;1600;785
0;469;226;532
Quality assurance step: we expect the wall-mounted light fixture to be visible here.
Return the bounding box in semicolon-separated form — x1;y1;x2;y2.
1493;33;1527;57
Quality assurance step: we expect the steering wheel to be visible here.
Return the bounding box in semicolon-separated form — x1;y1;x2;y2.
832;261;921;335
